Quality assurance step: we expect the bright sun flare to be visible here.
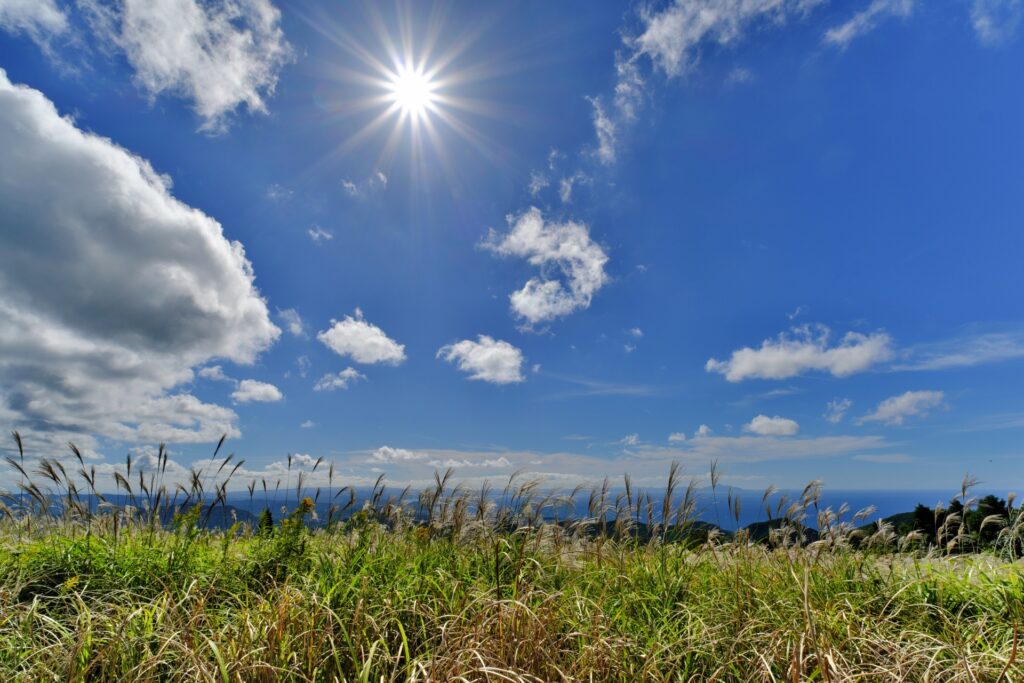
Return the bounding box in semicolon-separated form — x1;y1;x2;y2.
387;65;437;119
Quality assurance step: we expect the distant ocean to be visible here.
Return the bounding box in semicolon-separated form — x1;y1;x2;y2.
221;486;1008;532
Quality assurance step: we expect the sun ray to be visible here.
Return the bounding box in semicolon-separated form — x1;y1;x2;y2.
293;2;529;190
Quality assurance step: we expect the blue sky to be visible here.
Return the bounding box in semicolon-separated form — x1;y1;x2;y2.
1;0;1023;491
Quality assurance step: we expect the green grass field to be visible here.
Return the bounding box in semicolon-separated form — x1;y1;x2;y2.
2;438;1022;681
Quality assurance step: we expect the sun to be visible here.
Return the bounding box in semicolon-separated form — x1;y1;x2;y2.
387;64;437;119
304;3;511;178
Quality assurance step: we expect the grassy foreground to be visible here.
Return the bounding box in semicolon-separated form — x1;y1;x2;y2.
1;440;1022;681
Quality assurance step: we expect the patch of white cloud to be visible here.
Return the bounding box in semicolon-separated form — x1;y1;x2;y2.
528;170;549;196
706;324;893;381
823;0;914;49
0;0;68;48
0;69;279;458
198;365;233;383
725;65;754;85
317;309;406;365
277;308;306;337
588;96;618;164
694;424;713;438
428;456;512;469
300;419;315;428
371;446;427;463
482;207;609;327
588;0;824;164
313;367;366;392
437;335;525;385
307;225;333;244
79;0;292;132
341;169;388;197
668;432;687;443
265;183;293;201
896;331;1024;371
971;0;1022;45
858;390;944;426
620;433;640;447
743;414;800;436
231;379;283;404
296;355;311;378
558;171;591;204
824;398;853;424
632;0;824;78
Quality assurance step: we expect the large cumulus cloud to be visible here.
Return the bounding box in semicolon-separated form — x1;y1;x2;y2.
0;69;279;456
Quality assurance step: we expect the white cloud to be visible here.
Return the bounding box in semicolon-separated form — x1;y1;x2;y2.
482;207;609;326
300;419;315;428
0;70;279;455
277;308;306;337
620;433;640;446
694;424;712;438
589;1;825;166
628;327;644;338
725;66;754;85
896;331;1024;371
371;446;427;463
824;398;853;424
823;0;914;49
743;414;800;436
971;0;1022;45
296;355;311;378
308;225;333;243
528;170;549;196
632;0;823;79
437;335;525;385
428;456;512;469
317;309;406;365
313;367;366;391
706;324;893;381
80;0;292;132
341;169;388;197
0;0;67;47
265;183;293;201
858;390;944;426
231;379;283;403
589;96;618;164
198;365;233;383
668;432;687;443
624;343;637;353
558;171;590;204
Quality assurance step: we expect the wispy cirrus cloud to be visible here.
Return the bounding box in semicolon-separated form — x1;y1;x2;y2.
971;0;1023;45
0;0;67;49
823;0;915;50
894;331;1024;371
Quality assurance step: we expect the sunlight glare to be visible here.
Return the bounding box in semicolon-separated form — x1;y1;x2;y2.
388;65;437;119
